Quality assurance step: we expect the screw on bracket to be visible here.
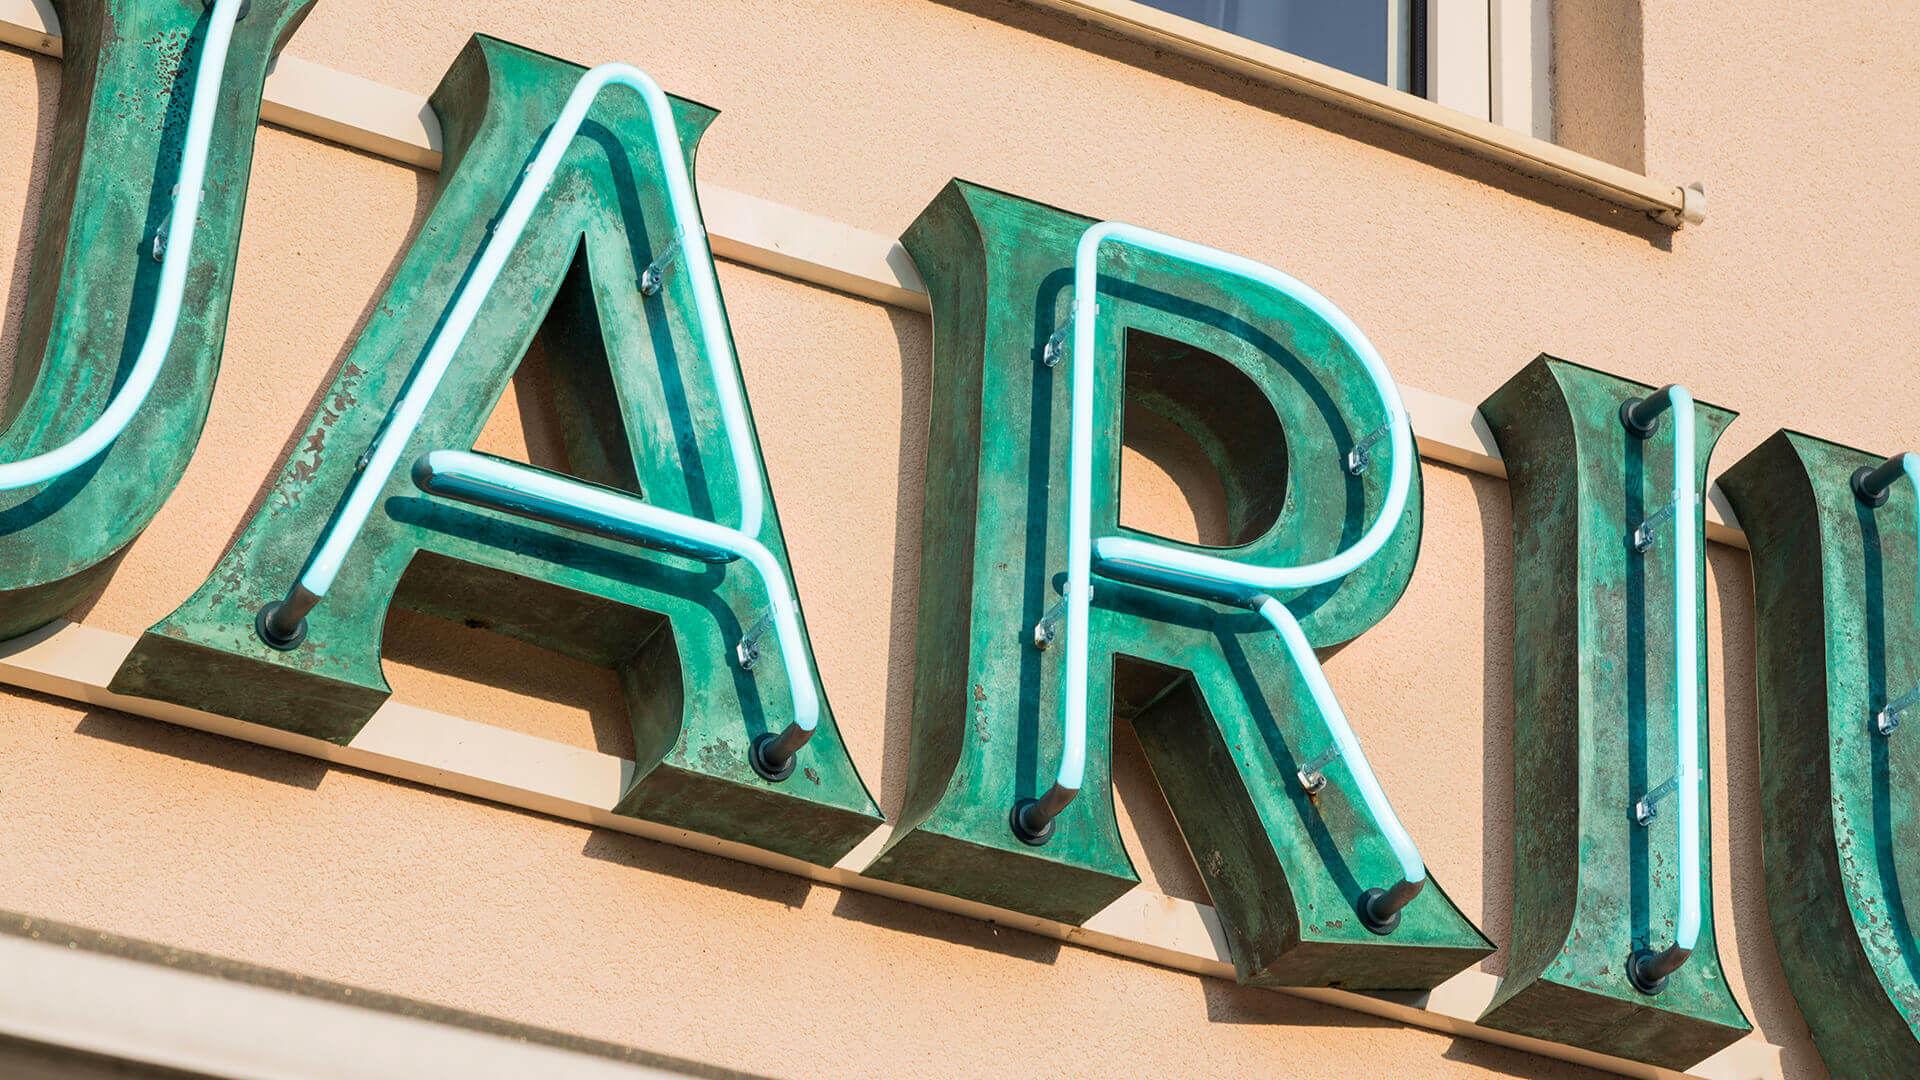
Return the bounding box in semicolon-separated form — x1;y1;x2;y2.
1346;423;1392;476
1634;774;1680;826
1041;319;1071;368
735;610;774;670
1875;686;1919;737
640;230;686;296
1297;747;1343;796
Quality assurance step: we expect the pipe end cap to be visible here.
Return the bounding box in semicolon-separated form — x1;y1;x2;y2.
1627;948;1670;995
1853;465;1892;508
1358;887;1401;936
1009;798;1055;847
748;732;797;783
1620;398;1661;439
254;602;307;651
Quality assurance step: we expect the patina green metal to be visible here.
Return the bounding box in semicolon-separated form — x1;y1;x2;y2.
108;36;881;866
1720;431;1920;1079
0;0;314;641
863;181;1489;989
1476;356;1749;1068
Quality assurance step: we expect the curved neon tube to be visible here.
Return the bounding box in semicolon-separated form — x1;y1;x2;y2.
1021;221;1424;929
1624;386;1700;992
284;61;763;609
412;450;816;772
0;0;248;490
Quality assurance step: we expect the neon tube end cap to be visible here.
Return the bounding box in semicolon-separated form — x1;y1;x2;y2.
1619;397;1661;439
1627;948;1670;995
1357;887;1401;936
1009;798;1055;847
748;732;797;783
1852;466;1893;508
254;601;308;651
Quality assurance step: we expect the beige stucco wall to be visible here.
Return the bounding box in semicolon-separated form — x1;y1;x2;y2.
4;0;1915;1076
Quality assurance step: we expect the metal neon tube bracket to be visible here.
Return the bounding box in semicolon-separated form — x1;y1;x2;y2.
410;451;817;780
1620;386;1702;995
1850;452;1920;737
0;0;249;491
1012;221;1428;935
257;62;763;624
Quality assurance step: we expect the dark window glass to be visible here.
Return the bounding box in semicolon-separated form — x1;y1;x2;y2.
1135;1;1417;91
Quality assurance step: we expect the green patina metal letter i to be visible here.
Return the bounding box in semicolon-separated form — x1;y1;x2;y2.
864;181;1489;989
108;36;880;867
1477;356;1749;1069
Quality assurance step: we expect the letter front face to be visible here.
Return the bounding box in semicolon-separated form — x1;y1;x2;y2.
108;37;880;866
0;0;315;640
1477;357;1748;1068
865;181;1489;990
1721;432;1920;1080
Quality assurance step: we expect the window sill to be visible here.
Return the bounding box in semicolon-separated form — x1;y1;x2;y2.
1011;0;1706;227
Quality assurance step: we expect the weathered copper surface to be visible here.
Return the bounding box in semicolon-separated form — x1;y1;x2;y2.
865;181;1489;989
108;37;880;866
0;0;314;640
1721;431;1920;1078
1477;356;1749;1068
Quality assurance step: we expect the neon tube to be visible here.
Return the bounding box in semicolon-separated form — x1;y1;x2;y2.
411;450;817;779
0;0;249;491
1621;386;1700;994
1014;221;1424;934
259;62;764;645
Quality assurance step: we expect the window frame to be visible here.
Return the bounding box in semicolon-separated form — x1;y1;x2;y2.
1126;0;1553;140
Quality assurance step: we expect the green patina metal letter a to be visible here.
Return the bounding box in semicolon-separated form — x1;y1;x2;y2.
863;181;1488;990
1477;356;1749;1069
109;37;880;866
0;0;314;640
1720;431;1920;1079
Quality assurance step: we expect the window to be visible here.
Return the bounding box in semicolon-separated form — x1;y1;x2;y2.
1136;1;1420;92
1128;0;1550;139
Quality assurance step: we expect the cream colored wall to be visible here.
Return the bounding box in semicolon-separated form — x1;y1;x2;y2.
2;0;1910;1076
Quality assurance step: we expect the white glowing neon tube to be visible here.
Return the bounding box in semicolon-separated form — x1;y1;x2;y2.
284;61;763;605
0;0;248;490
411;450;817;776
1016;221;1425;931
1622;385;1700;993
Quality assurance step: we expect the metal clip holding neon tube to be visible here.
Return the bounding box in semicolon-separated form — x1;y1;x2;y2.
1619;386;1702;995
409;451;818;780
1849;452;1920;737
0;0;248;492
1010;221;1429;935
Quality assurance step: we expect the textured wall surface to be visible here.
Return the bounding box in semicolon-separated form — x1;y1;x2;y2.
5;0;1912;1075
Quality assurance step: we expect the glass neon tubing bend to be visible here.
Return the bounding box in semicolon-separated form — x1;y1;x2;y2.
289;62;763;603
0;0;248;491
1043;221;1424;899
413;450;817;748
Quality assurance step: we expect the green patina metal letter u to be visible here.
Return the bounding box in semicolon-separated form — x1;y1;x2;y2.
1722;431;1920;1080
0;0;315;640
